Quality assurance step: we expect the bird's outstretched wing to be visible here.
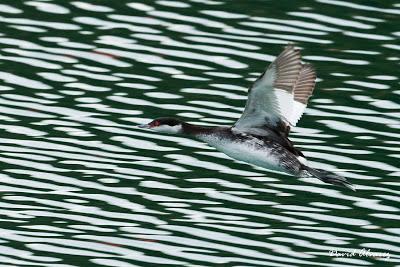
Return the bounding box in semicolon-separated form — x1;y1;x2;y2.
233;45;316;136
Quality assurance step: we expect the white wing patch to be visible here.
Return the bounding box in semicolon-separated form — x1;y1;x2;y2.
274;88;294;124
290;101;307;126
234;45;316;134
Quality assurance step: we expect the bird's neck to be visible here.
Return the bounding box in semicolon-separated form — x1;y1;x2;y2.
181;122;215;136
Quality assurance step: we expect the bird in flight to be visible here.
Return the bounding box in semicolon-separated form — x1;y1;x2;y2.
139;45;355;191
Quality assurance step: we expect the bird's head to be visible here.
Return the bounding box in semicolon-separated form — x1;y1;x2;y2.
138;117;184;134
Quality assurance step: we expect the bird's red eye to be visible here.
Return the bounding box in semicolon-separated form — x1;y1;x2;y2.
152;120;160;127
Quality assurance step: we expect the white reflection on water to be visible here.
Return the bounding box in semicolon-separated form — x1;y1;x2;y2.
0;0;399;266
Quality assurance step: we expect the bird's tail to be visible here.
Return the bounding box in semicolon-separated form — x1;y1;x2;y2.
301;166;355;191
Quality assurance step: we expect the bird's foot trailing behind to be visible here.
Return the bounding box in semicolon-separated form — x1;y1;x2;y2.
300;166;356;191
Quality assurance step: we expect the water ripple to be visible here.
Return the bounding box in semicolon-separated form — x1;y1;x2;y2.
0;0;399;266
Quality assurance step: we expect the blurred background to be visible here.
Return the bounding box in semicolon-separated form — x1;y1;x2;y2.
0;0;399;266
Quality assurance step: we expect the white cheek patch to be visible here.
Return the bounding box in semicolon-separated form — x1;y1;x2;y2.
152;125;182;134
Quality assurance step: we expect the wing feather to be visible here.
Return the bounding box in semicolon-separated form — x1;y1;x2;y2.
233;45;317;135
290;64;316;125
293;64;316;104
233;45;302;135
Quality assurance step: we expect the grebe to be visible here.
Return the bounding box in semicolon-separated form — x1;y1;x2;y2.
139;45;355;191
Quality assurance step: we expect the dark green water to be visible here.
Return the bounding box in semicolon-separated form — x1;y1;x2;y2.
0;0;399;266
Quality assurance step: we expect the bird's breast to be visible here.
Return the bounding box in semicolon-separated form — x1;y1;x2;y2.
197;133;300;174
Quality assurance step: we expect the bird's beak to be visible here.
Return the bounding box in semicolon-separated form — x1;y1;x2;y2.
138;124;150;129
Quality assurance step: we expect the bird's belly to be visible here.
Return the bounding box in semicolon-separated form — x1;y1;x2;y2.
200;136;290;173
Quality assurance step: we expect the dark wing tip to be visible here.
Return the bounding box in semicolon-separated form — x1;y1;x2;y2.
273;45;303;92
293;63;317;104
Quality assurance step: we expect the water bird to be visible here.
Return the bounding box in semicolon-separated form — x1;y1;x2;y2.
139;45;355;191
